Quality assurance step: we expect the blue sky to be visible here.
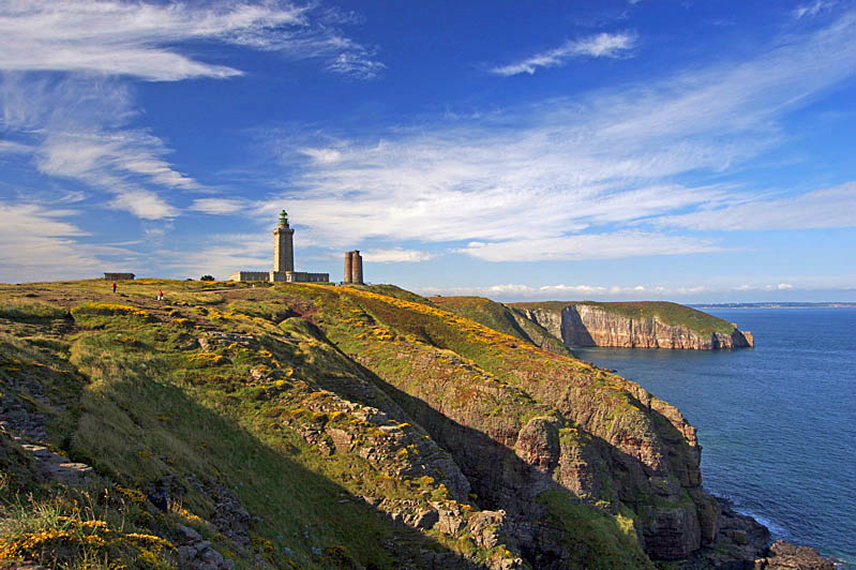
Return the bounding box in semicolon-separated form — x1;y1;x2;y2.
0;0;854;302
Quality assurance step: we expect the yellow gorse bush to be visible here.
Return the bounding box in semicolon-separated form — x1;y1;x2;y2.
344;288;560;354
187;352;227;366
0;515;175;569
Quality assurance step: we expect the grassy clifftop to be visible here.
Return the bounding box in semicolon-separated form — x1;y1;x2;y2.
512;300;737;335
0;280;717;569
429;296;572;356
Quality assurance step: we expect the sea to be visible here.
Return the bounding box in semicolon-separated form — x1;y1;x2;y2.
573;308;856;566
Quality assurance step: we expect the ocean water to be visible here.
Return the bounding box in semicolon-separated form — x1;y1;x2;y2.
573;308;856;565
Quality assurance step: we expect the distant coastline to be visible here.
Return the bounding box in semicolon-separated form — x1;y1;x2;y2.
691;302;856;309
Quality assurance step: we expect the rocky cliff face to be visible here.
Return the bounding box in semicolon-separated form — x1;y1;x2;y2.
520;304;754;350
1;282;775;570
333;289;726;564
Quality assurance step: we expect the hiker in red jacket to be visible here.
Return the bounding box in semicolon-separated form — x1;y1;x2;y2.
112;282;117;293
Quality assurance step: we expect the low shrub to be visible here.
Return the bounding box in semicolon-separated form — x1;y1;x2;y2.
0;302;69;322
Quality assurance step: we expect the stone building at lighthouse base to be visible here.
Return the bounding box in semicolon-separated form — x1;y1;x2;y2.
228;270;328;283
228;210;329;283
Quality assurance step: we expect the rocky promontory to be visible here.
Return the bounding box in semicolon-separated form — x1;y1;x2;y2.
0;281;801;570
512;301;754;350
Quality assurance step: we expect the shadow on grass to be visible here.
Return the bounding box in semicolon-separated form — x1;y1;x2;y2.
68;363;482;570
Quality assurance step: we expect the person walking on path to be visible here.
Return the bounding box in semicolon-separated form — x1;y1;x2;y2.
157;290;164;301
112;282;117;294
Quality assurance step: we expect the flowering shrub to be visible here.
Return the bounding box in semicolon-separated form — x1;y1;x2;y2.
0;512;175;570
187;352;228;367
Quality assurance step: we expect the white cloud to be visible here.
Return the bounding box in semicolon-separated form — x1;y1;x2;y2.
457;232;723;262
0;200;128;282
734;283;796;291
326;45;387;80
1;76;189;219
109;189;178;220
415;278;856;303
416;282;818;302
0;139;31;153
658;183;856;230
190;198;247;215
361;248;434;263
0;1;384;223
39;129;197;190
299;147;343;164
159;233;271;279
794;1;838;19
416;283;713;301
491;32;636;76
0;0;382;81
261;10;856;262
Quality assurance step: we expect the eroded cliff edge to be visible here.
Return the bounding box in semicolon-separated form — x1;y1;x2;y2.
513;301;754;350
1;282;775;569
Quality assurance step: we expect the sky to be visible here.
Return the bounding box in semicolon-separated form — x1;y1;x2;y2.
0;0;854;303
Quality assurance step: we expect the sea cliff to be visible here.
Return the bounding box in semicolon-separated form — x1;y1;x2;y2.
513;301;754;350
0;281;779;569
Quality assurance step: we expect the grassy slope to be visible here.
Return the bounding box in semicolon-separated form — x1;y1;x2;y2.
0;280;475;569
512;300;736;335
429;296;572;357
285;286;654;569
0;279;707;569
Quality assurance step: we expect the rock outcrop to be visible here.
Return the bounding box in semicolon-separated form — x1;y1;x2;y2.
517;302;754;350
755;541;836;570
2;281;811;570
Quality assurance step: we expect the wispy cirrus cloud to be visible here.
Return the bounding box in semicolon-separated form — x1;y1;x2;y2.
0;0;384;227
0;0;383;81
457;232;724;262
793;0;838;19
490;32;636;76
107;189;177;220
659;183;856;231
1;76;186;219
190;198;248;215
261;10;856;263
0;200;132;282
0;139;31;154
40;129;197;191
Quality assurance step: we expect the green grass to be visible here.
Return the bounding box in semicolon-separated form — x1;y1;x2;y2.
430;296;571;356
0;279;719;569
3;280;528;568
577;301;736;334
511;301;574;312
430;296;530;337
535;490;653;569
0;301;69;323
348;283;436;305
61;302;448;569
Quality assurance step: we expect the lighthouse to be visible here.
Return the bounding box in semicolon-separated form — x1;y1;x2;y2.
272;209;295;277
228;210;329;283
